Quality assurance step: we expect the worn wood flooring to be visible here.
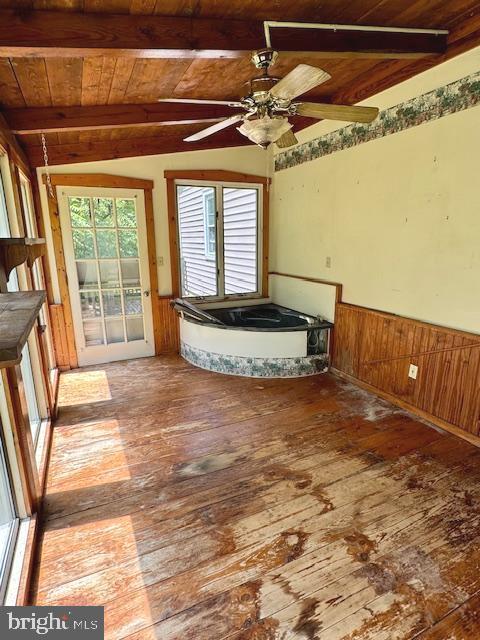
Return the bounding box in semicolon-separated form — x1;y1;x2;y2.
31;355;480;639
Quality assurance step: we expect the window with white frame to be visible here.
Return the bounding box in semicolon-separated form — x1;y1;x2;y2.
176;181;261;299
0;158;20;602
0;164;44;449
19;174;56;383
0;167;10;238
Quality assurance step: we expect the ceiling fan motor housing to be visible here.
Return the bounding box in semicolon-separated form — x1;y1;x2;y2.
241;76;280;105
251;48;278;70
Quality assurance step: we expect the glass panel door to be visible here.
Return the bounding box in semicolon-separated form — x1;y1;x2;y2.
60;188;155;366
70;195;144;346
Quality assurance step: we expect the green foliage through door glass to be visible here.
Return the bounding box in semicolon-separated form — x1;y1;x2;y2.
69;197;92;227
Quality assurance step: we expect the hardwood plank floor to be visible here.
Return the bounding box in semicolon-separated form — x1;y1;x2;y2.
31;355;480;639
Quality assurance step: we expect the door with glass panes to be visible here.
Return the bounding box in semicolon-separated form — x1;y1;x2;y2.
59;187;155;366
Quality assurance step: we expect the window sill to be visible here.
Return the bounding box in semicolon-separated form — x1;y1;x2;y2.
3;516;36;605
198;296;271;309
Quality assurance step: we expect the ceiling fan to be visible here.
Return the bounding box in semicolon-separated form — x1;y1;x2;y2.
159;49;379;149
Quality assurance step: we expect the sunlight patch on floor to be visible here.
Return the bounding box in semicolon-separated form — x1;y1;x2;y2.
58;370;112;407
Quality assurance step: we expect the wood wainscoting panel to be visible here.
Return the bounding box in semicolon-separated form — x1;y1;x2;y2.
157;296;179;354
333;303;480;439
49;304;70;370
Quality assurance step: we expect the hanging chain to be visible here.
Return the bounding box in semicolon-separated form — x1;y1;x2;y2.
41;133;54;199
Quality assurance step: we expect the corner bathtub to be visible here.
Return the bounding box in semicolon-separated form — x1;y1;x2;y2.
172;301;333;378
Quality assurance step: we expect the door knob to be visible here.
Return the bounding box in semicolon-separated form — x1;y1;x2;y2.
143;290;150;297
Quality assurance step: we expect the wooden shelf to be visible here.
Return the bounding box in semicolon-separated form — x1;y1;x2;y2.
0;291;46;368
0;237;46;289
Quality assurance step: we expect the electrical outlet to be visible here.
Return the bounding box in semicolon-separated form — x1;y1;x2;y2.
158;256;164;266
325;256;332;268
408;364;418;380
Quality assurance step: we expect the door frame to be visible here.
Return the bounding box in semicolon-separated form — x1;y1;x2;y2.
59;186;155;367
42;174;161;368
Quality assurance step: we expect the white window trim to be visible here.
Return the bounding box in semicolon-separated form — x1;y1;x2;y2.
176;179;263;303
203;191;216;261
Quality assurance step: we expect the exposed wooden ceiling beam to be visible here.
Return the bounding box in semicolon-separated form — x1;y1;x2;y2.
0;10;447;59
4;103;238;135
24;131;254;167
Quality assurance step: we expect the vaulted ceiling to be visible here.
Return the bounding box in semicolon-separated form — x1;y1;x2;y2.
0;0;479;166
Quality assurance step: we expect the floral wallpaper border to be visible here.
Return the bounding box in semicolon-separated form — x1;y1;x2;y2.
181;342;329;378
275;70;480;172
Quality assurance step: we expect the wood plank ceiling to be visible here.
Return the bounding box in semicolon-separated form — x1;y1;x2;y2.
0;0;479;166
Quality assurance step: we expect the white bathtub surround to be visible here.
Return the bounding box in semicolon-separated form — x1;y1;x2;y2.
269;276;337;323
180;317;329;377
180;317;307;358
181;343;328;378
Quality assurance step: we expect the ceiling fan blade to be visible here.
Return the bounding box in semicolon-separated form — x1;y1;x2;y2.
295;102;379;123
276;129;298;149
159;98;243;107
270;65;331;101
184;114;244;142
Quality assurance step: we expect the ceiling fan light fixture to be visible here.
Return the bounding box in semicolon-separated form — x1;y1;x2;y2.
237;115;292;147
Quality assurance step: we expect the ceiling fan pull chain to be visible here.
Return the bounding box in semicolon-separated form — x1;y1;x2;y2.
41;133;54;200
265;150;270;193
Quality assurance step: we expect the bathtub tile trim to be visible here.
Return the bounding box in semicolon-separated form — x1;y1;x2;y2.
181;342;328;378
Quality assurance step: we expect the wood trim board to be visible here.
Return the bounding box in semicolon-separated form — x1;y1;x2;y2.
45;190;78;369
42;173;153;191
166;177;180;299
261;189;270;298
164;170;271;185
144;188;162;355
48;305;70;370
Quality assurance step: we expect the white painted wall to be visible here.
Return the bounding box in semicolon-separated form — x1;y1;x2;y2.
271;46;480;334
37;145;267;301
